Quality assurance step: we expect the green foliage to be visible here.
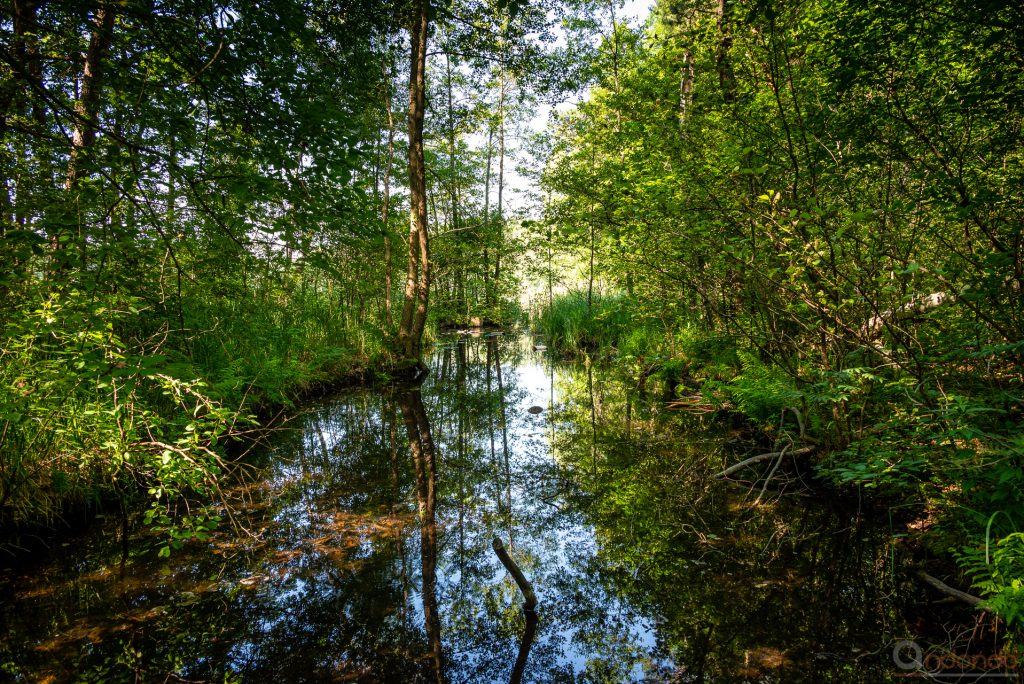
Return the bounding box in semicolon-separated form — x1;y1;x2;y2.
725;351;800;424
536;291;660;356
959;531;1024;627
536;0;1024;632
183;284;383;407
825;445;928;492
535;291;598;349
0;289;250;538
0;0;413;544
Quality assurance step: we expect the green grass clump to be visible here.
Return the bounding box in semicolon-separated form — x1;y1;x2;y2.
536;291;656;354
0;278;385;549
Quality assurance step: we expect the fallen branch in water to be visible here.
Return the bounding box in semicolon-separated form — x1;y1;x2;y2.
713;446;816;479
754;443;789;504
492;537;538;610
916;571;989;612
665;395;733;414
493;537;539;684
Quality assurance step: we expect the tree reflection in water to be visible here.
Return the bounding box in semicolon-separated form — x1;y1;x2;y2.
397;385;445;683
0;335;934;683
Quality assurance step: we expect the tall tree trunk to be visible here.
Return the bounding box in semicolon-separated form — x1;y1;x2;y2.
587;141;596;315
547;217;553;312
494;69;506;292
381;61;396;328
445;54;464;321
398;0;430;361
66;3;115;190
679;48;693;131
716;0;735;103
588;215;595;315
62;2;116;267
482;124;493;309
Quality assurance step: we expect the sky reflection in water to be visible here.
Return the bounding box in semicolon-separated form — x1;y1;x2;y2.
1;335;915;682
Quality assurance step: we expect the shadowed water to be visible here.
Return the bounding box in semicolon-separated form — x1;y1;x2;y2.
1;335;933;682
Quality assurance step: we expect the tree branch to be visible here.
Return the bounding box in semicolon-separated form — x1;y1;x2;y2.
713;446;815;479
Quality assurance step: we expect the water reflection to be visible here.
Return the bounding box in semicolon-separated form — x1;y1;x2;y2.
511;606;539;684
397;385;444;683
0;335;929;682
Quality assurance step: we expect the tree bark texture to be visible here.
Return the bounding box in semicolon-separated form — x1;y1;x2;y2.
381;62;396;328
398;0;430;360
66;3;116;190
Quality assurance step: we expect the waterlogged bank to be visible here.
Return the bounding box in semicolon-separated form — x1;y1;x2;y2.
0;336;983;682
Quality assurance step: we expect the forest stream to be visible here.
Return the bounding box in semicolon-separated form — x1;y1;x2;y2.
0;335;973;682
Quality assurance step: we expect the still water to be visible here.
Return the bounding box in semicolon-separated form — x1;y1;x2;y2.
2;335;929;682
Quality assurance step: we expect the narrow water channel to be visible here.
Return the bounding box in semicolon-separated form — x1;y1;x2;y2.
2;335;930;682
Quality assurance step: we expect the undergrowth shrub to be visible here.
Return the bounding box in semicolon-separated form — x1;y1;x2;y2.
0;289;248;549
0;276;384;551
537;285;1024;631
817;378;1024;625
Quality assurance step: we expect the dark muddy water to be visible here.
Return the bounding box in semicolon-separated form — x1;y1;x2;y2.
1;335;951;682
